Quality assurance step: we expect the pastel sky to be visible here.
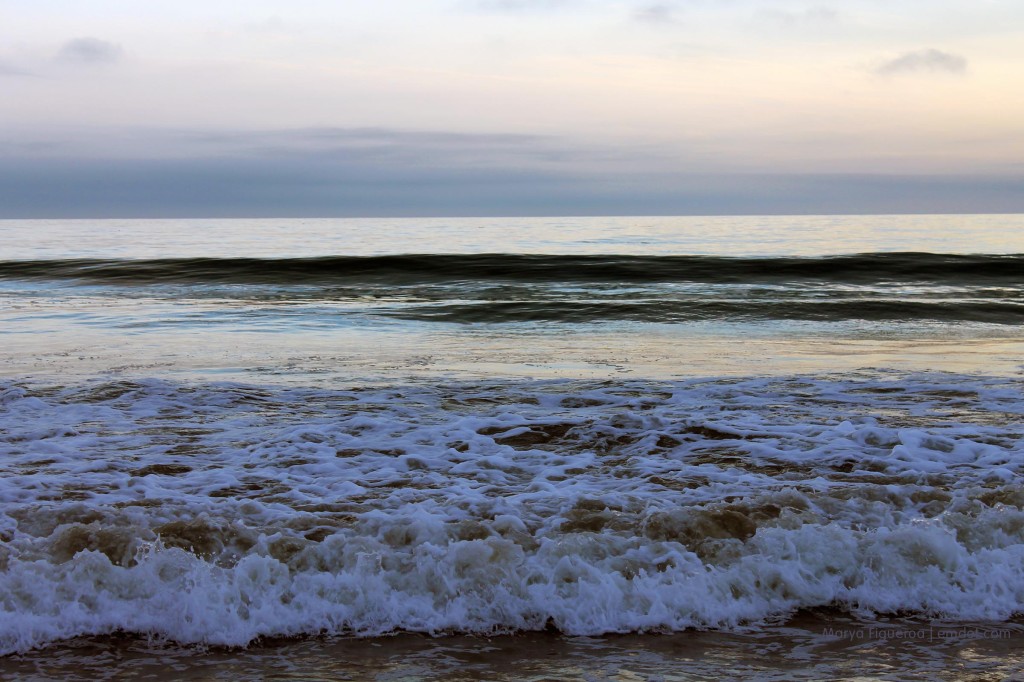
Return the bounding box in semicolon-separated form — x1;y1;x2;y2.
2;0;1023;216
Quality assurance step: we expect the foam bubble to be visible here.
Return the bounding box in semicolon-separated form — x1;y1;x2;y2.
1;373;1023;653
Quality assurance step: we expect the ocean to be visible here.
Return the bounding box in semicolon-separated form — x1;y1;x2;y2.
2;215;1023;680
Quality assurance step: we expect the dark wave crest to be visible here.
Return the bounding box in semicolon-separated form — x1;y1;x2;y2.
385;300;1024;324
2;253;1023;285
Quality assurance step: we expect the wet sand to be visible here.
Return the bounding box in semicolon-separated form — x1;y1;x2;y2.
4;614;1024;681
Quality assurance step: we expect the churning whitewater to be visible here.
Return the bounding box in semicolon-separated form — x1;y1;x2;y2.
2;373;1023;654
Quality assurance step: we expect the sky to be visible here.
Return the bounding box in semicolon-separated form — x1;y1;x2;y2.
2;0;1023;217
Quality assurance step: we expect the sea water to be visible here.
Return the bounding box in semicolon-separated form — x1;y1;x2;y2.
1;215;1023;680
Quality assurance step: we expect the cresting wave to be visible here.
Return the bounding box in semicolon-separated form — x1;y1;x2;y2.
2;252;1024;285
2;374;1024;654
389;300;1024;324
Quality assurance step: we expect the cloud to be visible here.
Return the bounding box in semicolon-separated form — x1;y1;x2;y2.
3;155;1023;218
170;127;566;168
57;37;123;64
0;61;34;77
755;6;839;27
466;0;571;12
0;126;630;175
2;127;1023;217
634;4;678;25
874;49;967;76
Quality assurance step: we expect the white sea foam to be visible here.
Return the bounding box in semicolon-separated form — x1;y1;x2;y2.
1;373;1023;654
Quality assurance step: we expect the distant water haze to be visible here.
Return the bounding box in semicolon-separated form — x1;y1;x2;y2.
5;214;1024;259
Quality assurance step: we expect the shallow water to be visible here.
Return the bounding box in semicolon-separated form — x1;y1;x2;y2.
3;616;1023;681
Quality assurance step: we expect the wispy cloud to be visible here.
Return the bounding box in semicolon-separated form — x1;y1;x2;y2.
174;127;562;167
755;6;839;27
0;60;34;77
57;37;123;64
0;126;614;172
633;4;678;25
466;0;572;12
874;48;967;75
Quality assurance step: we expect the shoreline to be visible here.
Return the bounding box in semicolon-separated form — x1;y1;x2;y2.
4;613;1023;681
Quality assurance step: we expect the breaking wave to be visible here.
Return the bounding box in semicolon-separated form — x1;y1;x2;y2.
2;253;1023;285
2;373;1023;654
